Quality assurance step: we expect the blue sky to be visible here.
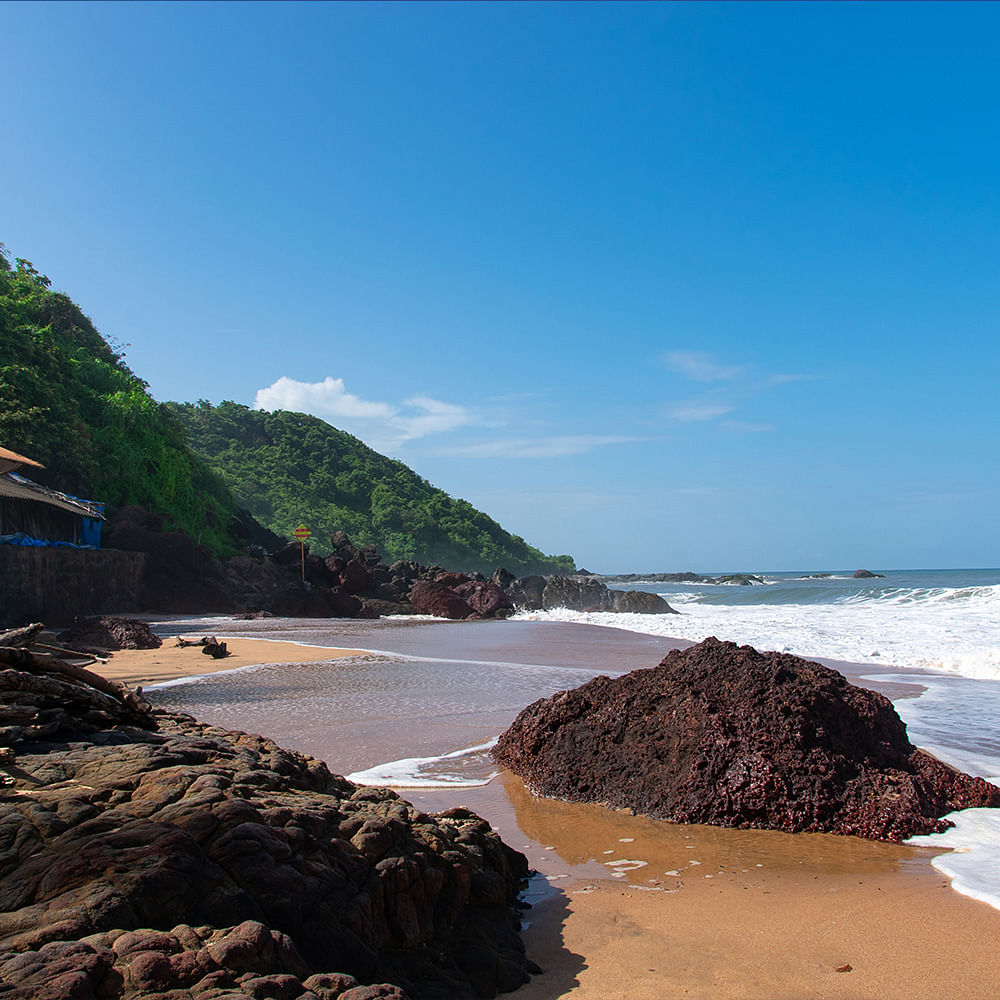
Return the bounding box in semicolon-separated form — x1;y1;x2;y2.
2;2;998;572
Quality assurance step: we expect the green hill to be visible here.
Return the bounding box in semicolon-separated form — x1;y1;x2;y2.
168;400;575;576
0;247;241;554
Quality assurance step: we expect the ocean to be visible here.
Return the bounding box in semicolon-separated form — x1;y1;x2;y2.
149;566;1000;911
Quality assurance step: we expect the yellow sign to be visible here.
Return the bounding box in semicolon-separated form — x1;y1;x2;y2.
293;524;311;540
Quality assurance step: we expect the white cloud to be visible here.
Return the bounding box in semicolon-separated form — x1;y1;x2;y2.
664;350;743;382
438;435;635;459
666;401;734;422
253;376;472;450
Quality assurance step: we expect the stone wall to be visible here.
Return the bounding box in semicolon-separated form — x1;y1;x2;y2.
0;546;146;626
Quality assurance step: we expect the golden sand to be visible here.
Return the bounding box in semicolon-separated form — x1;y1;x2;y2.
101;635;367;688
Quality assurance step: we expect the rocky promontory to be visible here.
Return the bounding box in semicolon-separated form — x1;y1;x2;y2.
0;652;533;998
492;637;1000;841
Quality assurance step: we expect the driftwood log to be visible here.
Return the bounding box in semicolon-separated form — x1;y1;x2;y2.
0;623;45;648
0;646;151;714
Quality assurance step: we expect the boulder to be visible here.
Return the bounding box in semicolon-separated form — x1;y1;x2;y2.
492;637;1000;841
0;664;532;998
507;575;546;611
57;617;163;651
611;590;678;614
339;559;375;594
408;581;477;620
455;581;515;618
541;576;615;611
854;569;886;579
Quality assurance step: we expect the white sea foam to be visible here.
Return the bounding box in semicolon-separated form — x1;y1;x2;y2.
346;738;499;788
515;582;1000;681
908;810;1000;911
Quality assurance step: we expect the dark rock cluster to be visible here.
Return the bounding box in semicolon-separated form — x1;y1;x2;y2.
95;506;676;623
492;637;1000;842
0;664;532;999
57;616;163;651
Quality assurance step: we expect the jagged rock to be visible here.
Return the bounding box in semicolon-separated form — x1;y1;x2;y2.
492;637;1000;841
0;666;531;998
273;541;307;568
540;576;615;611
611;590;678;614
339;560;375;594
434;572;473;590
407;582;476;620
455;581;514;618
854;569;885;579
505;576;545;611
711;574;765;586
57;616;163;651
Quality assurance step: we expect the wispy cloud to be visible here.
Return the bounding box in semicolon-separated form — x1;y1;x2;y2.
667;400;734;422
664;350;743;382
661;348;813;429
438;434;636;459
253;376;473;449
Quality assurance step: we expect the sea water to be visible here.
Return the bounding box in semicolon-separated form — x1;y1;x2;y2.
520;567;1000;908
150;568;1000;910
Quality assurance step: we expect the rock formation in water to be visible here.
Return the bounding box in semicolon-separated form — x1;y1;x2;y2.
0;656;533;998
492;637;1000;841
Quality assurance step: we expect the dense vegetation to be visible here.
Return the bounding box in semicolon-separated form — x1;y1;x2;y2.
0;247;241;554
169;401;576;576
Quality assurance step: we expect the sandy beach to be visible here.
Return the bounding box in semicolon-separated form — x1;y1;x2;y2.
108;633;1000;999
101;634;368;688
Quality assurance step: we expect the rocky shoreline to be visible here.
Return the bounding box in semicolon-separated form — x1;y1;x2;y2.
0;640;534;999
82;508;676;625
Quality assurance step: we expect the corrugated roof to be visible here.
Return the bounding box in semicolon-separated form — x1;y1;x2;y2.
0;447;45;476
0;473;104;519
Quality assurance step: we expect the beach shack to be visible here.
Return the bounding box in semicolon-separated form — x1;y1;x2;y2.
0;447;105;548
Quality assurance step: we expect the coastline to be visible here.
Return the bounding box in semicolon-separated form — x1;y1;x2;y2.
108;622;1000;998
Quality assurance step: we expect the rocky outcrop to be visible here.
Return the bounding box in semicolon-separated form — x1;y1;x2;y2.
541;576;614;612
611;590;678;614
854;569;886;579
57;616;163;651
408;581;476;620
492;637;1000;841
0;663;532;998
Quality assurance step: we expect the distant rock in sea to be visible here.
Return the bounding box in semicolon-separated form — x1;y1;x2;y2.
854;568;886;579
492;637;1000;841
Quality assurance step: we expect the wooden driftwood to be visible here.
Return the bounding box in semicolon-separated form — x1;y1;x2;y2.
0;623;45;649
0;646;151;715
31;643;108;664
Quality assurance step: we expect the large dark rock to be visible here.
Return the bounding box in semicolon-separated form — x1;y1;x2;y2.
0;665;531;998
540;576;615;612
407;582;476;620
611;590;678;614
492;637;1000;841
506;576;545;611
455;581;514;618
57;616;163;651
854;569;886;579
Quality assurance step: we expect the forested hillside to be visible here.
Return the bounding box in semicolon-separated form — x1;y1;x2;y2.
169;401;575;576
0;247;240;554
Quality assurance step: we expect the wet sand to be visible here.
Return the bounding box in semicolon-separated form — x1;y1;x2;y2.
106;621;1000;998
102;635;366;688
412;773;1000;999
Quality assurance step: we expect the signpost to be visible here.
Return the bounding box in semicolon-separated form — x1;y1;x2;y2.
293;524;311;580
